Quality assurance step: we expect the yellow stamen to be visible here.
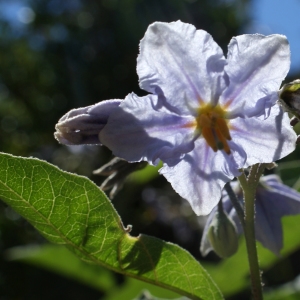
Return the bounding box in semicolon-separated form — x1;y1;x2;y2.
196;103;231;154
202;126;218;152
216;118;231;140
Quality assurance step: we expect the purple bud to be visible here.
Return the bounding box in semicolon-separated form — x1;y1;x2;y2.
55;99;121;145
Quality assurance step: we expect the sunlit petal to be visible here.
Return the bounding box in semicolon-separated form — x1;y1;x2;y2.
138;21;227;114
220;34;290;117
230;105;296;167
100;93;195;166
160;139;241;215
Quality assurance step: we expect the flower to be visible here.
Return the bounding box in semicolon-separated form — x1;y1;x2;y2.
200;175;300;256
99;21;296;215
55;21;296;215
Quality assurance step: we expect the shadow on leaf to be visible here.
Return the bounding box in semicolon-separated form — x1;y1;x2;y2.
119;234;163;276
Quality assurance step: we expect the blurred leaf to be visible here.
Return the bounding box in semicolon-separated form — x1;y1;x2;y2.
6;244;115;292
203;214;300;297
6;244;183;299
103;278;182;300
132;289;188;300
276;160;300;187
0;153;223;300
265;291;300;300
264;274;300;300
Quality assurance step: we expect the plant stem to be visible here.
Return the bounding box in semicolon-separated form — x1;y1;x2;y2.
238;164;265;300
224;182;245;227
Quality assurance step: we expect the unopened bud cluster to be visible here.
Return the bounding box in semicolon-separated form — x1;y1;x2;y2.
208;209;239;258
278;79;300;144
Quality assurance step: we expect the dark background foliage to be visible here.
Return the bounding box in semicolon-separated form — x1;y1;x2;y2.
1;0;300;299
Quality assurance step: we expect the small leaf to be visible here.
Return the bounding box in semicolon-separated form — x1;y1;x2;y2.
0;153;222;300
128;162;162;184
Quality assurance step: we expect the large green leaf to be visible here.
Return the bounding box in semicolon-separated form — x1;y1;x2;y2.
0;152;222;300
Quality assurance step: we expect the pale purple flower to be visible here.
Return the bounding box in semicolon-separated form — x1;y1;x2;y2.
99;21;296;215
200;175;300;255
54;21;296;215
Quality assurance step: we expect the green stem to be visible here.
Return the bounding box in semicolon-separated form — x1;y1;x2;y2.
224;182;245;228
238;164;265;300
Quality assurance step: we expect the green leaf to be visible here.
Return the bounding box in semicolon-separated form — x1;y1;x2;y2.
132;290;189;300
0;153;222;300
264;274;300;300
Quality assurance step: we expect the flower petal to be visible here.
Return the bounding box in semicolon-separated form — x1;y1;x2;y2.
159;139;241;215
255;175;300;254
262;175;300;214
100;93;195;166
255;188;285;255
137;21;227;114
55;100;121;145
221;34;290;117
229;105;296;167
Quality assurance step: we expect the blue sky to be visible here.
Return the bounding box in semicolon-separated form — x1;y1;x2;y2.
249;0;300;75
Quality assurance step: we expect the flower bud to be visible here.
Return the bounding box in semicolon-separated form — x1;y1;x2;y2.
55;99;121;145
278;79;300;120
207;210;239;258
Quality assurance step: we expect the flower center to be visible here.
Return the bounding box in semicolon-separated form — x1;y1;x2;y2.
196;103;231;154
